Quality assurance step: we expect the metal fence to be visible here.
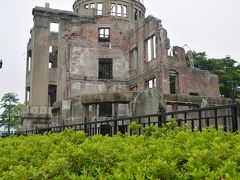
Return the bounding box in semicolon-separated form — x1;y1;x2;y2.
2;103;240;137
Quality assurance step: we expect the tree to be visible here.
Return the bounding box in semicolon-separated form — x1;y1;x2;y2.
0;93;23;133
191;52;240;99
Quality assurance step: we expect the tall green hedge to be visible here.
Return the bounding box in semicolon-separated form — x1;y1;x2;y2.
0;124;240;179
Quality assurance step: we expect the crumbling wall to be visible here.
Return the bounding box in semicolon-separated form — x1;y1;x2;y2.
168;47;220;98
132;88;164;116
128;15;220;98
66;17;129;97
128;16;170;92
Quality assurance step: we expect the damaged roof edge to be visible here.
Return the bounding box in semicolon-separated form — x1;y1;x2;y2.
32;6;77;17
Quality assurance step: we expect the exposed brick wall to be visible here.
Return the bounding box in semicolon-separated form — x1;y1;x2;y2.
66;17;129;97
128;16;220;98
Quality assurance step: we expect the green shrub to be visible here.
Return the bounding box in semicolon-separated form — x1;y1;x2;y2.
0;127;240;179
129;121;141;135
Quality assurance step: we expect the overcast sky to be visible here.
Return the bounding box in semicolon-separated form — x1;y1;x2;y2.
0;0;239;103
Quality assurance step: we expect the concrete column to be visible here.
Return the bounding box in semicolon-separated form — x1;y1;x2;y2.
103;0;109;15
83;104;90;123
30;16;49;107
92;104;97;120
129;102;133;116
57;20;67;101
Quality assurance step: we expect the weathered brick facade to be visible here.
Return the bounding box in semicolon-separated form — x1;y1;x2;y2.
21;0;225;129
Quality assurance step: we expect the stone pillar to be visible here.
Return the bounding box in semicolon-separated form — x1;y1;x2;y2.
103;0;109;15
92;104;97;121
83;104;90;123
57;19;67;101
30;15;49;107
129;102;133;116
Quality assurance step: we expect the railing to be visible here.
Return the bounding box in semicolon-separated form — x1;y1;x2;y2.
2;104;240;138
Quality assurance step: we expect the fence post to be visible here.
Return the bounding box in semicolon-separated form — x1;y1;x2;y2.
114;118;117;135
198;111;202;132
138;117;141;135
231;104;238;132
158;113;163;128
214;109;218;130
177;119;181;127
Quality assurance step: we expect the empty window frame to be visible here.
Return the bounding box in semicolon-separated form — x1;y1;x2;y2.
117;4;122;16
98;28;110;42
48;85;57;107
189;92;199;96
49;46;58;69
146;35;156;61
99;103;112;117
170;71;178;94
146;77;156;89
26;87;30;105
139;11;143;19
97;3;103;15
134;8;138;20
90;3;95;9
50;23;59;32
98;58;113;79
111;3;116;15
27;50;32;72
84;3;102;15
123;5;127;17
111;3;127;17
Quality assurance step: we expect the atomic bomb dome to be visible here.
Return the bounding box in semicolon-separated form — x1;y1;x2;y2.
21;1;222;129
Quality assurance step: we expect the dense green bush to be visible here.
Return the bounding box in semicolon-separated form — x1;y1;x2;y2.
0;123;240;179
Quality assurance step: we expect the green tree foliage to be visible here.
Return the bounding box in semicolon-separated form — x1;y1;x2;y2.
191;52;240;99
0;93;23;131
0;127;240;179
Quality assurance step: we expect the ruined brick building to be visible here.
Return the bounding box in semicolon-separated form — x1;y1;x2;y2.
21;0;228;129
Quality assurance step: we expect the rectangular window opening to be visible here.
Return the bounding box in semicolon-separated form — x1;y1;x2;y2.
146;35;156;61
146;78;156;89
153;35;156;58
117;4;122;16
90;3;95;9
170;75;176;94
97;3;103;15
48;85;57;107
147;38;152;61
49;46;53;53
49;62;53;69
123;5;127;17
50;23;59;32
98;28;110;42
27;50;32;72
111;3;127;17
99;58;112;79
139;11;143;18
26;87;30;105
170;71;178;94
99;103;112;117
49;46;58;68
111;3;116;16
189;92;199;96
134;8;138;20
